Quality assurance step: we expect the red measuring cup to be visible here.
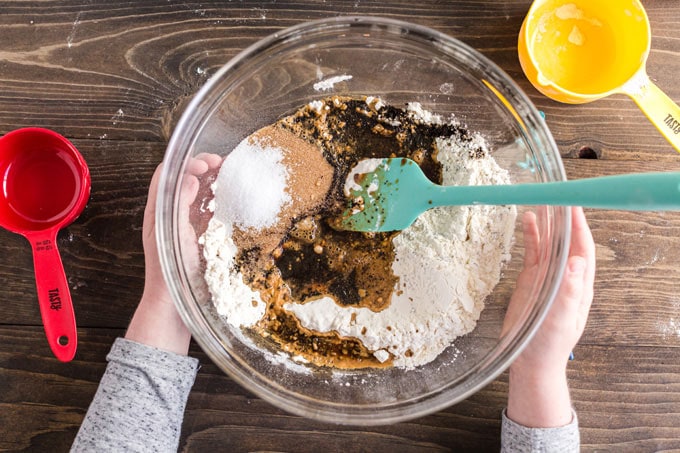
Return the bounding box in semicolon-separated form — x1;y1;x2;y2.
0;128;90;362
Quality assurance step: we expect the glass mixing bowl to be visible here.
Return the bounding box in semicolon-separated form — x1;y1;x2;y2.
157;16;570;425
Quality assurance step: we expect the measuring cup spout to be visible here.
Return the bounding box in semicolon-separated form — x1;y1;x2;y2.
623;71;680;153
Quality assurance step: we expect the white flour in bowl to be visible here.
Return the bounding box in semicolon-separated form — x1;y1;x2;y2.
199;97;516;370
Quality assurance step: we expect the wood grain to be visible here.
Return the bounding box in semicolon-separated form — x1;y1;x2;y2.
1;0;680;452
3;328;680;452
0;0;677;156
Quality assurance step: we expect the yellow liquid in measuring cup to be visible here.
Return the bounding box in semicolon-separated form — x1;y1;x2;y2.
530;3;619;95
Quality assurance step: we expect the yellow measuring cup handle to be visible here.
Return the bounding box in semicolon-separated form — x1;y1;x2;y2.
624;72;680;153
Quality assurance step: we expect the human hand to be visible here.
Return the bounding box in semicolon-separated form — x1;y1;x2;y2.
125;154;222;355
504;206;595;427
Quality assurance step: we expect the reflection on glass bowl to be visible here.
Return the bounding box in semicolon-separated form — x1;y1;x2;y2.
157;16;570;425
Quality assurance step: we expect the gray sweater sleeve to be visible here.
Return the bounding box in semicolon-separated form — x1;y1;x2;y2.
71;338;199;453
501;409;580;453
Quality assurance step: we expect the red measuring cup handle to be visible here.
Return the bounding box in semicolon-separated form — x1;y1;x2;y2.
27;230;78;362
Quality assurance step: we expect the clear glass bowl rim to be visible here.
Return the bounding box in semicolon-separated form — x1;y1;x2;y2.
157;15;571;425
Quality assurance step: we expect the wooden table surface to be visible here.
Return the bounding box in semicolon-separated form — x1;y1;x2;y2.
2;1;680;451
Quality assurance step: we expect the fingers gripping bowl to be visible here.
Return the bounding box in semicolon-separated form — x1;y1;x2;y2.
157;17;570;425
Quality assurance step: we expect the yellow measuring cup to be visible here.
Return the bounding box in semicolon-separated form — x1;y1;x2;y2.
518;0;680;152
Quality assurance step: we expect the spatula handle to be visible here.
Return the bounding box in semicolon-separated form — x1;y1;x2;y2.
431;172;680;211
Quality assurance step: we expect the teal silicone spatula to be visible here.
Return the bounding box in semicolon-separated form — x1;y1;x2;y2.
339;157;680;232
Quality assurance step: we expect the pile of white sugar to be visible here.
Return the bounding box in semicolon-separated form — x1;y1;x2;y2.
200;137;287;329
210;137;290;230
200;101;517;370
